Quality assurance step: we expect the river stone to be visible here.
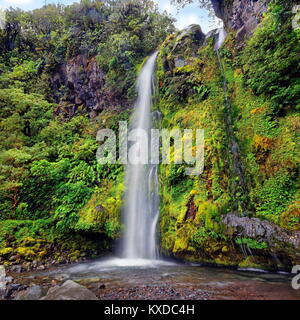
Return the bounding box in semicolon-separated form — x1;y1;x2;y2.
0;265;6;280
15;285;43;300
40;280;98;300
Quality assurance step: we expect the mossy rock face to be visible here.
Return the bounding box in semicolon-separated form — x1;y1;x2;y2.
0;218;113;267
75;177;124;239
238;256;270;270
157;1;300;271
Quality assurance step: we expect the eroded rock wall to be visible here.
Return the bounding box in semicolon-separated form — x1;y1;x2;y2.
211;0;270;40
51;54;126;119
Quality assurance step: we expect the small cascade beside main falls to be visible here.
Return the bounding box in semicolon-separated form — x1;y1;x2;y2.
214;28;249;214
121;52;160;262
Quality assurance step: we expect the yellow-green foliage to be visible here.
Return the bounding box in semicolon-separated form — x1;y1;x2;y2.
0;247;13;256
16;247;36;258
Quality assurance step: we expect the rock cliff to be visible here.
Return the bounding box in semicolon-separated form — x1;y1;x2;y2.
211;0;270;40
51;54;126;119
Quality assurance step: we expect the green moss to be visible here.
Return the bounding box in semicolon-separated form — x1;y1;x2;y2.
238;256;268;270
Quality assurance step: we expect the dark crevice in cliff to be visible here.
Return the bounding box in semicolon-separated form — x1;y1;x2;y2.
216;50;251;215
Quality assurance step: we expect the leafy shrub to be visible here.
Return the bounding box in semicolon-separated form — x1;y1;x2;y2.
235;238;268;250
241;0;300;112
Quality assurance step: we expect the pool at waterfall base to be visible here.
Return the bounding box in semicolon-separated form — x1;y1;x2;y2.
9;257;300;300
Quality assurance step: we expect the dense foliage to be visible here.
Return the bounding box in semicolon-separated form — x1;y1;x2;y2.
0;0;299;271
0;0;174;265
157;0;300;270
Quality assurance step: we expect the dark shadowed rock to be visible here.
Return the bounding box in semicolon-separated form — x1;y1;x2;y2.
52;55;126;119
40;280;98;300
95;205;106;213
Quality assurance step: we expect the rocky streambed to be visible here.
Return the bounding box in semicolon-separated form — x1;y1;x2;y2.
1;258;300;300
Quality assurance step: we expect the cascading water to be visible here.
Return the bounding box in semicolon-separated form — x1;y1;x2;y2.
215;28;249;214
214;27;227;51
122;52;160;261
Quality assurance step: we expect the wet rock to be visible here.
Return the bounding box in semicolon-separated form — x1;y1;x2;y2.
185;198;197;221
53;273;70;282
4;284;27;299
5;276;13;284
37;265;46;271
0;265;6;278
15;285;43;301
236;26;247;42
52;55;125;119
41;280;98;300
95;205;106;213
222;213;300;248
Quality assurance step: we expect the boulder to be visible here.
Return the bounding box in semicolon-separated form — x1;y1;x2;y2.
40;280;98;300
174;57;186;68
222;213;300;248
4;283;27;299
173;24;205;50
15;285;44;301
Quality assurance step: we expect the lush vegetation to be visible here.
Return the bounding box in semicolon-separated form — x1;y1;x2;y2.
0;0;299;271
0;0;174;266
157;0;300;269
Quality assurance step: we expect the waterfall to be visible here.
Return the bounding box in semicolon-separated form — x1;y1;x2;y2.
214;28;227;51
122;52;160;261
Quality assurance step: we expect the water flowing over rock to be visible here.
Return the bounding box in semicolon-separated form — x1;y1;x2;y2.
214;28;227;50
40;280;98;300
